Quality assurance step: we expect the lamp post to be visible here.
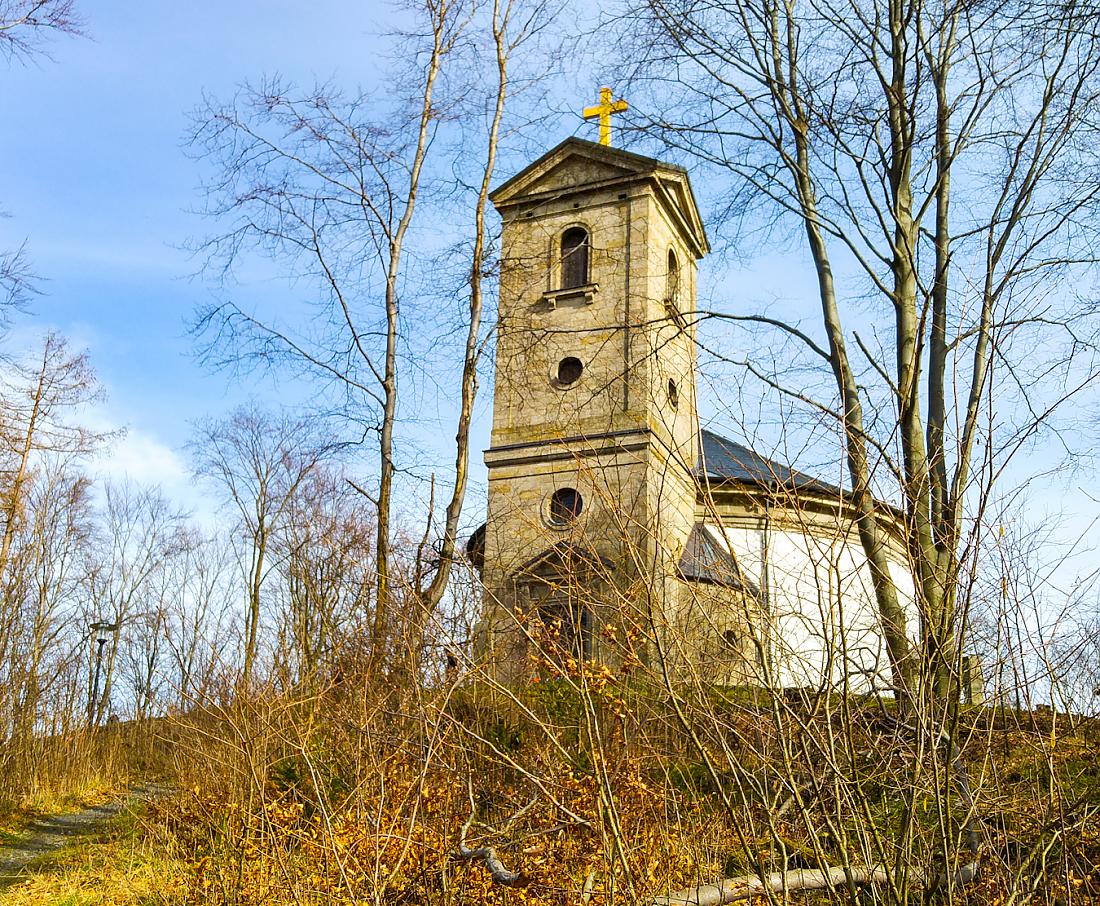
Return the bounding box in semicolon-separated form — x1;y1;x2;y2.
88;620;119;728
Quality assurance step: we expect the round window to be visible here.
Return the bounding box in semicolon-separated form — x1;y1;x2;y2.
548;487;583;524
667;378;679;409
557;357;583;386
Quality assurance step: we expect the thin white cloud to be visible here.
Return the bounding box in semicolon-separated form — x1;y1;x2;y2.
84;407;219;526
95;426;189;490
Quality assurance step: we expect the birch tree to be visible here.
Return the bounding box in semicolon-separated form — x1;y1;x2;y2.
162;529;238;709
403;0;555;674
190;0;552;677
616;0;1100;703
189;0;467;674
0;458;90;749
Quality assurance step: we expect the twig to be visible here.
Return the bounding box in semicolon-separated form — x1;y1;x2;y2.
581;868;598;904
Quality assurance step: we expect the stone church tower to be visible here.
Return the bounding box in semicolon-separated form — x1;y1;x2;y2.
473;137;711;673
470;134;921;692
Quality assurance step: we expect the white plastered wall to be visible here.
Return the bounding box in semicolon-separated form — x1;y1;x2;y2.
701;518;917;692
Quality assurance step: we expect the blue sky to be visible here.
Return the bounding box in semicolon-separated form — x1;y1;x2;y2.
1;0;1096;597
0;2;457;512
0;0;685;521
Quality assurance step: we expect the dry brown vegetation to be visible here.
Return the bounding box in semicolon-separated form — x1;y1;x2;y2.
3;0;1100;904
124;659;1098;906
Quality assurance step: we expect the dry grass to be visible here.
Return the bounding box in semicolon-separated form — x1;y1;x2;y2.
0;721;168;820
1;819;188;906
4;675;1098;905
121;675;1100;906
0;783;119;849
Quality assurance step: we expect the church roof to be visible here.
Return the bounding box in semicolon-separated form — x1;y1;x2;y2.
678;523;759;594
697;429;843;497
491;137;686;197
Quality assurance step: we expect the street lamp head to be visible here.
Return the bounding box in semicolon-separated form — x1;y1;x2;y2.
90;620;120;643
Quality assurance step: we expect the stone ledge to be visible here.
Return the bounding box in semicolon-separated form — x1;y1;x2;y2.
541;283;598;307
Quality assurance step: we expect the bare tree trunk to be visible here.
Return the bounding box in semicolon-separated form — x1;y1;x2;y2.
924;14;958;699
243;524;267;689
409;0;535;673
777;25;916;696
370;0;453;671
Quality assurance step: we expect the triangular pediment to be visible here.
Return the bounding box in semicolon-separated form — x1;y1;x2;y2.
492;137;709;256
491;138;661;205
518;155;635;196
513;542;612;580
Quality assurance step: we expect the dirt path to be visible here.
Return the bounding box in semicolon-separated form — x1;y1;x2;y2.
0;784;167;892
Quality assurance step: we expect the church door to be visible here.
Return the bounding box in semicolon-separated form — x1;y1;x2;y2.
516;557;596;665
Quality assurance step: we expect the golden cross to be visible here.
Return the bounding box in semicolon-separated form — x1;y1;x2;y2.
583;87;629;147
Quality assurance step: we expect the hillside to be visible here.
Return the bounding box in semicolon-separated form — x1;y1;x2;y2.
2;684;1097;905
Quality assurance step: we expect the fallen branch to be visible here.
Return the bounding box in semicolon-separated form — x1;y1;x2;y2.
653;866;892;906
653;856;981;904
451;844;525;886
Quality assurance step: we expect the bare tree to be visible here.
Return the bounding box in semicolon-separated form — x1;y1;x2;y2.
0;241;36;316
190;406;329;688
120;530;207;722
0;0;80;60
614;0;1100;703
86;481;187;725
274;464;374;687
189;0;554;678
161;529;239;710
0;332;104;590
405;0;555;673
0;457;91;748
189;0;469;672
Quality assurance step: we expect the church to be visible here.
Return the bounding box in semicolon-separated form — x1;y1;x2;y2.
467;105;917;691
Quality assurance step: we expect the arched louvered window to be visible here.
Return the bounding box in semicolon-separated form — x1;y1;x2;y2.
667;248;680;304
561;227;590;289
521;569;594;662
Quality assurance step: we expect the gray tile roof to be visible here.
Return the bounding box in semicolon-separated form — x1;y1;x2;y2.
698;429;842;496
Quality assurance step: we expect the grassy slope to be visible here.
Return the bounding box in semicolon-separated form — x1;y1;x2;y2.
1;797;187;906
4;699;1098;905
